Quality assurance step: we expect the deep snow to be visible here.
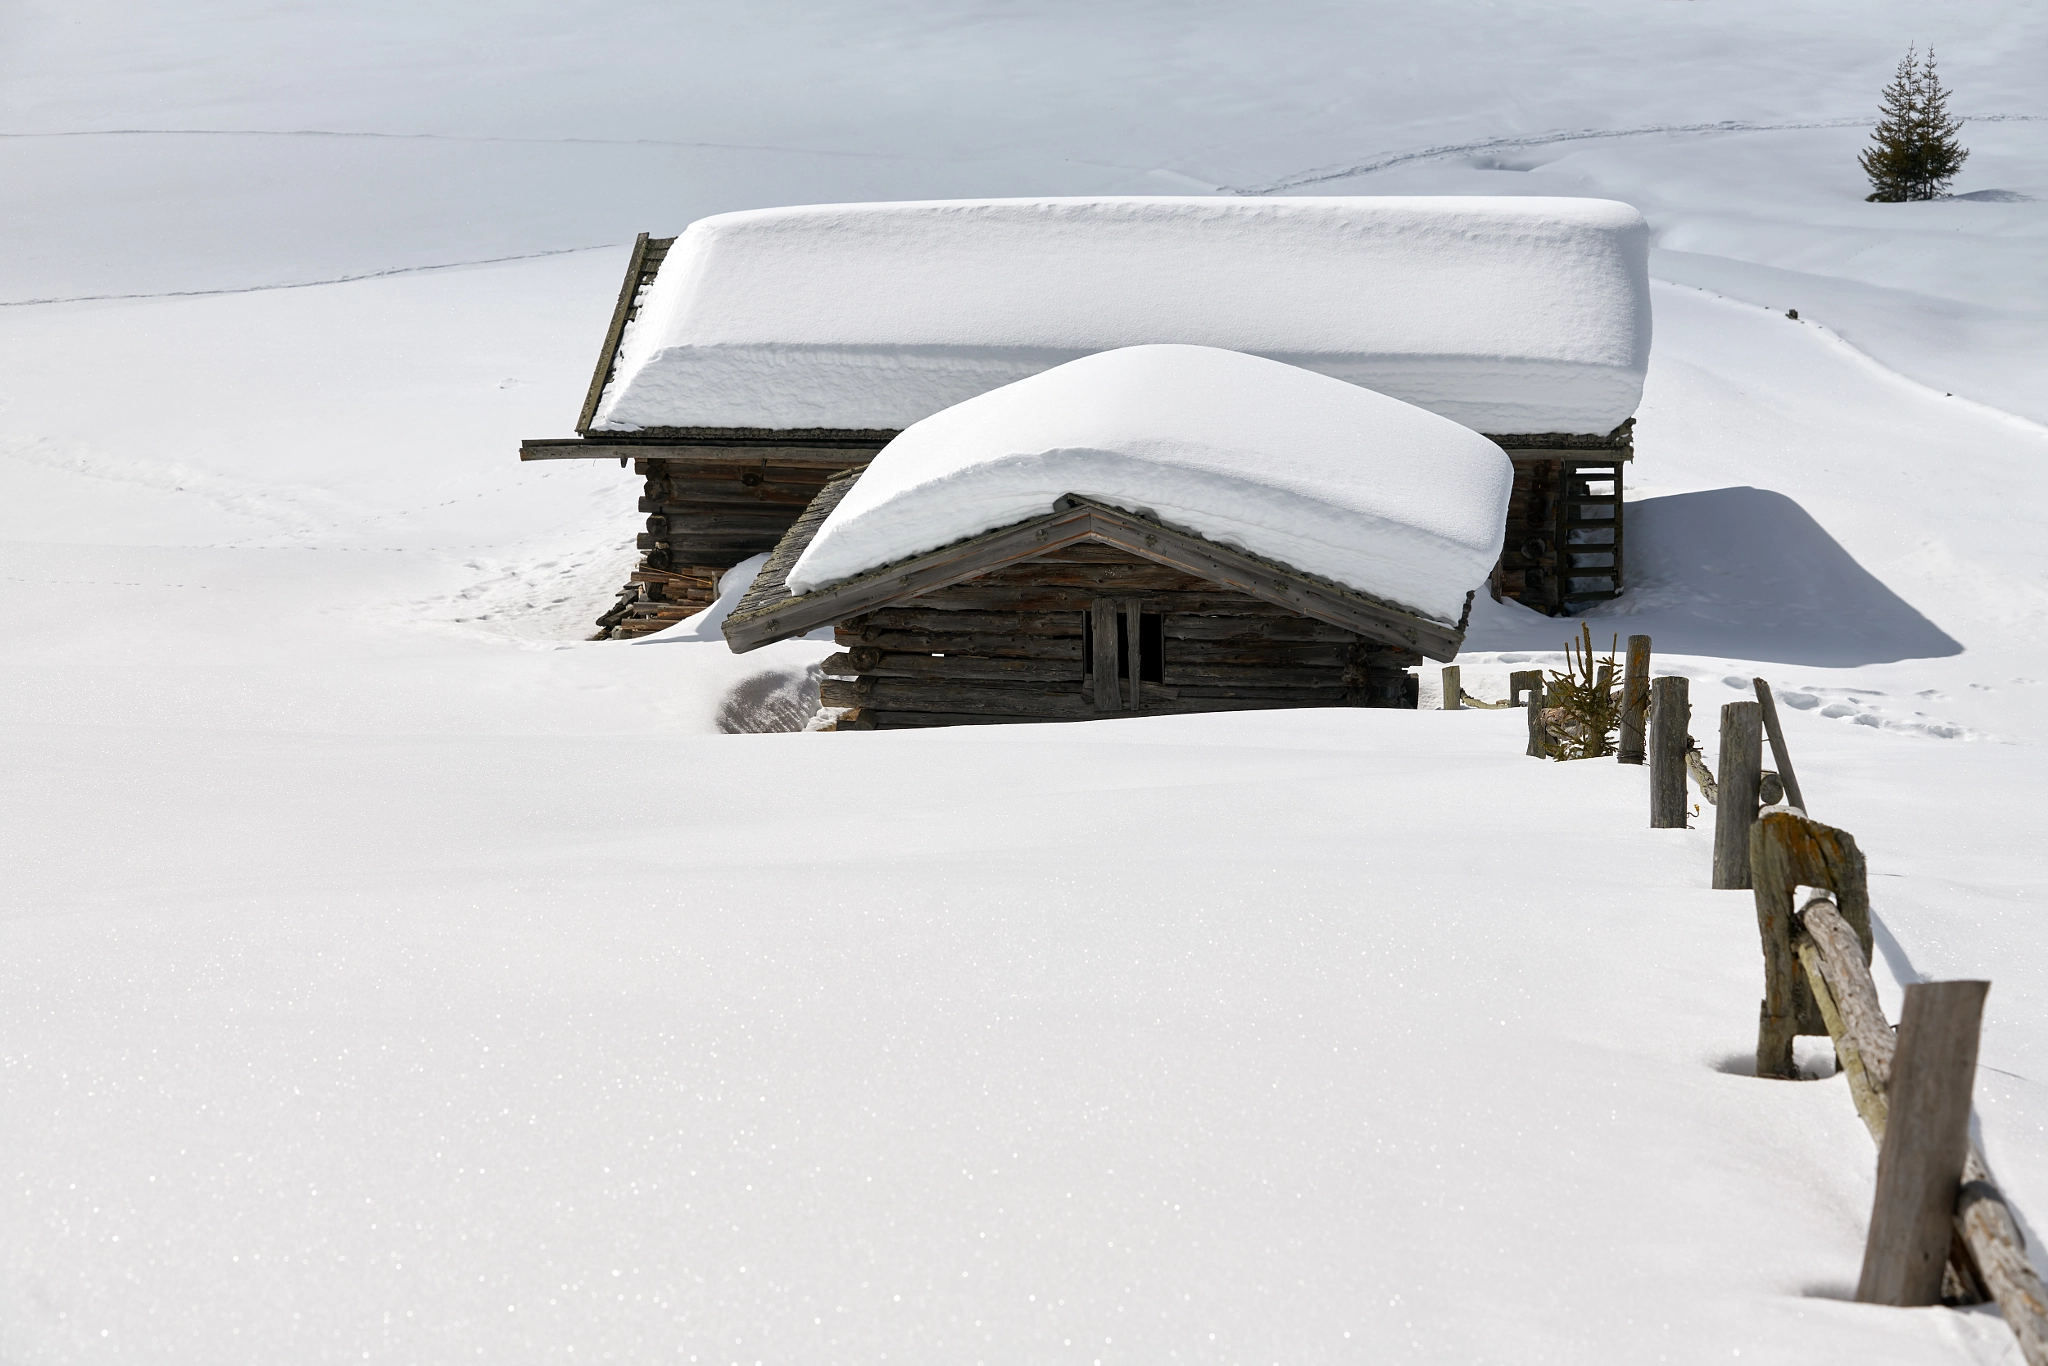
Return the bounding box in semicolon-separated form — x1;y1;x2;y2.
3;3;2047;1363
594;196;1651;434
785;345;1513;624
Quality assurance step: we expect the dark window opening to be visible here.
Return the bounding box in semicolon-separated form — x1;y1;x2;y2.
1083;606;1165;683
1137;613;1163;683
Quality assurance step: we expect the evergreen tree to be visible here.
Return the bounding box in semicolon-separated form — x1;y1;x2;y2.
1860;46;1969;202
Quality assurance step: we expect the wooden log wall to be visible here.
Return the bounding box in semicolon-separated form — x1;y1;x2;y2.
816;544;1421;729
596;456;851;639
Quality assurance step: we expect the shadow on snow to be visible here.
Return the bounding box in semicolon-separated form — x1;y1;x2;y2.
1465;486;1961;667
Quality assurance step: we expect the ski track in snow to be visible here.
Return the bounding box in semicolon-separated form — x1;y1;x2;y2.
0;245;614;307
1227;112;2048;194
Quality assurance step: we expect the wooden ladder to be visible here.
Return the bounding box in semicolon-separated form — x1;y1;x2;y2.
1557;460;1624;611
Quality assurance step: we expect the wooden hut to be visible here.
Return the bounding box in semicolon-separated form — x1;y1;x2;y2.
517;197;1650;636
719;343;1511;729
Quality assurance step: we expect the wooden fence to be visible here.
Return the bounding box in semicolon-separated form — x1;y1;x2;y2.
1447;642;2048;1361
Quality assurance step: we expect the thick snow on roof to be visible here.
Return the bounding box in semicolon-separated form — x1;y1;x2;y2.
785;345;1513;625
592;195;1650;437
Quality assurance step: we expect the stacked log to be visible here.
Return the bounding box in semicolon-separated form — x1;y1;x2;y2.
597;456;850;639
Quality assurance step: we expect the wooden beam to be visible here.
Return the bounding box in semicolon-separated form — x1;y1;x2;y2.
1753;678;1808;813
1092;598;1123;712
576;233;654;436
521;438;880;465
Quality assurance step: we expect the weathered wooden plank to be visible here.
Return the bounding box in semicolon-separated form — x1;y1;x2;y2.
1618;634;1650;763
1649;676;1690;827
866;680;1100;720
1162;642;1352;667
827;651;1082;683
1753;678;1808;813
866;710;1056;728
855;609;1084;637
521;439;881;465
1859;981;1990;1307
1092;598;1123;712
835;629;1087;659
967;563;1213;591
1442;665;1463;711
1161;616;1358;643
1713;701;1763;889
915;586;1296;616
574;232;656;435
1169;683;1351;702
1161;661;1348;688
1956;1156;2048;1363
644;488;823;512
658;511;803;534
1798;895;1895;1131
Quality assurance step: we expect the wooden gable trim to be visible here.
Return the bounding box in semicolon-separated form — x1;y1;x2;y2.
723;493;1467;660
573;232;677;436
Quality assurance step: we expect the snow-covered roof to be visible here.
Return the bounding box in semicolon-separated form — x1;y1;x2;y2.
785;344;1514;626
592;195;1651;438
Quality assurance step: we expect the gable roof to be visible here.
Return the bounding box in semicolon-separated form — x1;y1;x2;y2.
722;484;1470;661
591;196;1651;438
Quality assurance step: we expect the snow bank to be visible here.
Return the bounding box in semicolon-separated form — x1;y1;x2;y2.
593;196;1651;436
785;345;1514;624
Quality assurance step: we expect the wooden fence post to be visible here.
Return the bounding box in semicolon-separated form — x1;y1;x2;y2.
1649;676;1689;828
1508;669;1540;706
1442;665;1463;711
1712;701;1762;889
1858;981;1991;1307
1618;635;1650;764
1525;681;1545;757
1752;678;1807;813
1750;810;1870;1080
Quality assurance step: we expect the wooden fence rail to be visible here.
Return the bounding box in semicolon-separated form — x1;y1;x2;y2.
1472;634;2044;1360
1792;883;2048;1356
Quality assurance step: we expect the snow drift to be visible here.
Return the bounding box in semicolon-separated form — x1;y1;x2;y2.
593;196;1652;436
785;344;1515;625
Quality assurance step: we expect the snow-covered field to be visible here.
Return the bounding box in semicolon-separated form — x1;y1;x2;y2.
3;3;2046;1360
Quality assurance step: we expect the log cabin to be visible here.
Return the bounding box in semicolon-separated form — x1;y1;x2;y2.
517;196;1650;637
719;343;1511;729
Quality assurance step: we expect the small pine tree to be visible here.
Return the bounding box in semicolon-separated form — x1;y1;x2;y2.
1860;46;1969;202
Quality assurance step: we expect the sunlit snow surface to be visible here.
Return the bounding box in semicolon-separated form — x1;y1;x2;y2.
786;345;1513;623
593;196;1650;434
2;2;2047;1362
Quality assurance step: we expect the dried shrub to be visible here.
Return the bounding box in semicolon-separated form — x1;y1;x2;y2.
1541;624;1621;761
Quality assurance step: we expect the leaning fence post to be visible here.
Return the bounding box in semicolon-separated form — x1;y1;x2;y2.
1649;676;1690;827
1442;665;1463;711
1752;678;1807;813
1858;980;1991;1307
1618;634;1650;764
1712;701;1762;889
